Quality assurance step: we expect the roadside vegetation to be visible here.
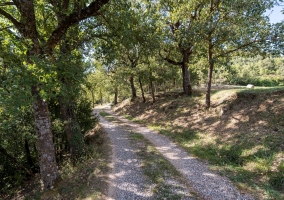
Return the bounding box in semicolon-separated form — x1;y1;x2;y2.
113;87;284;199
1;0;284;198
2;125;111;200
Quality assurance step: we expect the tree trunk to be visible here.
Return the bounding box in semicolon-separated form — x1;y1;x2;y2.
181;52;192;96
206;44;214;108
0;144;33;176
24;139;38;173
138;77;146;102
91;90;95;108
100;88;103;105
114;86;118;105
60;101;84;159
149;77;155;103
129;75;137;101
32;88;58;189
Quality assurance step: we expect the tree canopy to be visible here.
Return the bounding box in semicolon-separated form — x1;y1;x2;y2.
0;0;283;192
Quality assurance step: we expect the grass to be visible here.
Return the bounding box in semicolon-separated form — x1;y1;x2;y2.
129;132;197;199
151;127;284;199
99;111;119;123
113;87;284;200
99;110;111;117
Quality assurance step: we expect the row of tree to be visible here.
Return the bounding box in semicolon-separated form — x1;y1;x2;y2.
0;0;283;192
86;0;283;106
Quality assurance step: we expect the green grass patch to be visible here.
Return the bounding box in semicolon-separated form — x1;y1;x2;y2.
154;127;284;199
211;86;284;99
122;114;144;124
100;111;120;123
99;110;111;117
129;132;196;200
237;86;284;94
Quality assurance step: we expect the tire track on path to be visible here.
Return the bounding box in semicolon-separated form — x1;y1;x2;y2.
98;105;254;200
98;115;153;200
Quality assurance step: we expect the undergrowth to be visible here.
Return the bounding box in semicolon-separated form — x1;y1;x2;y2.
4;125;110;200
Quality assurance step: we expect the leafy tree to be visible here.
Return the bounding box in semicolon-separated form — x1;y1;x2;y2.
0;0;110;189
158;0;205;96
91;0;161;102
192;0;274;107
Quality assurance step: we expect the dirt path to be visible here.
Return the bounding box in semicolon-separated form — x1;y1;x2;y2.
95;110;153;199
96;104;254;200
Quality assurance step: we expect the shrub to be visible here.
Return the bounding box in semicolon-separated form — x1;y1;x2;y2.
75;98;99;134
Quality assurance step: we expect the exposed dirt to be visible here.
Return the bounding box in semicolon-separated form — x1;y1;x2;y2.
113;88;284;197
113;89;284;148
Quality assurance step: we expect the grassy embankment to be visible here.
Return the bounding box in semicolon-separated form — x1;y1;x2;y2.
113;86;284;200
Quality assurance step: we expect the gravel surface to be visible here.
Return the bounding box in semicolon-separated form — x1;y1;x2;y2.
96;104;254;200
97;113;153;200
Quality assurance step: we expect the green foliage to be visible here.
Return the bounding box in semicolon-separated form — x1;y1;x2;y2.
0;107;37;194
75;98;99;134
226;56;284;86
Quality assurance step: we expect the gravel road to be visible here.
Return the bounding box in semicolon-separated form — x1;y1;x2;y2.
95;104;254;200
98;114;153;200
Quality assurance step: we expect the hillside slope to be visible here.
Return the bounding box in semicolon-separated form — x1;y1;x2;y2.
113;87;284;199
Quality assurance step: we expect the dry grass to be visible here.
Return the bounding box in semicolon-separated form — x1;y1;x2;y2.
113;86;284;199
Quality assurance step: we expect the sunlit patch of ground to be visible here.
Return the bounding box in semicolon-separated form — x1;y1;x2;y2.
113;87;284;199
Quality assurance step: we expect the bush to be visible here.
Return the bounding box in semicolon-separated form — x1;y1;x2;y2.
75;98;99;134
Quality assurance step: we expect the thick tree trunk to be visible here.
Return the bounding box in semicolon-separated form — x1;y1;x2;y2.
181;53;192;96
129;75;137;101
138;77;146;102
114;86;118;105
32;88;58;189
206;45;214;108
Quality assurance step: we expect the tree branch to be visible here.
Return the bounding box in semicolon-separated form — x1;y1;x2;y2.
0;8;22;30
0;144;32;175
216;39;261;58
0;25;13;32
46;0;110;52
159;50;182;66
11;0;21;10
0;2;14;6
